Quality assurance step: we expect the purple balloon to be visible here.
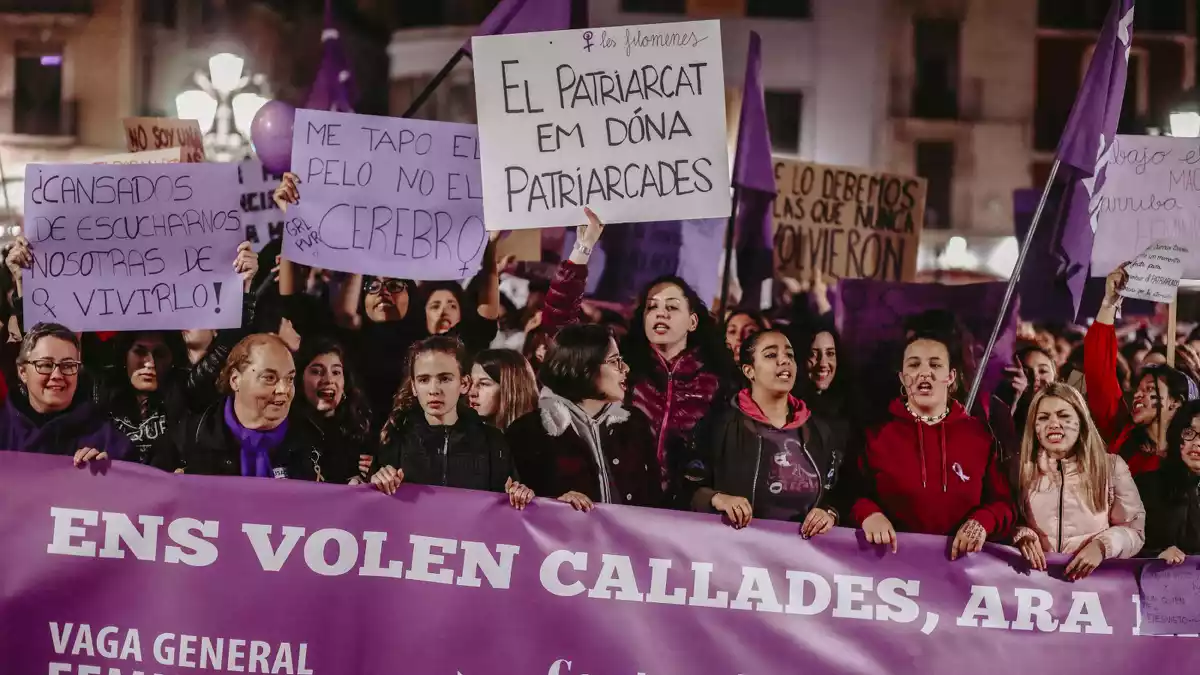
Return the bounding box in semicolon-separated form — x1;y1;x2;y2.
250;100;296;175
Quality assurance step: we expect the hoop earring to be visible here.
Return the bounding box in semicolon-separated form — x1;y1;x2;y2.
899;383;909;401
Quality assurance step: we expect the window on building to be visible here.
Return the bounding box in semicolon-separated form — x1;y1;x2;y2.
1039;0;1183;31
141;0;177;29
916;141;954;231
620;0;686;13
764;90;802;155
747;0;811;19
1117;51;1144;135
12;41;66;136
912;18;961;119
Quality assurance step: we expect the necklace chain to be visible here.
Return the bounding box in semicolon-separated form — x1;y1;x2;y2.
906;401;949;425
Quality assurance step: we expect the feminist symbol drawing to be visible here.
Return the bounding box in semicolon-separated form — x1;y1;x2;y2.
582;31;595;52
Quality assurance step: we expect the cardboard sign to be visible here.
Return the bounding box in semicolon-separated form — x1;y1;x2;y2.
1119;240;1189;303
21;163;244;331
285;109;487;280
91;148;183;165
123;117;206;163
238;158;286;252
471;20;731;230
772;158;926;282
1093;135;1200;278
1138;561;1200;636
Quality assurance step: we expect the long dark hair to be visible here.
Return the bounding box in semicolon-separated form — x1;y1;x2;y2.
293;337;372;446
790;323;852;410
1162;399;1200;497
1121;364;1193;461
624;274;734;380
97;331;187;414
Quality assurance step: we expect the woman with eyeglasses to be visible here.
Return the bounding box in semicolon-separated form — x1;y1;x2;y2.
506;324;662;511
0;323;132;465
94;331;190;468
1136;399;1200;564
160;333;357;482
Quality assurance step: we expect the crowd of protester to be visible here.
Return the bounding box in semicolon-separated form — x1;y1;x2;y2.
1;172;1196;575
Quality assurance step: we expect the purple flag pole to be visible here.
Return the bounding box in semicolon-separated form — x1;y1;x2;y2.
964;160;1060;412
966;0;1133;412
717;186;741;317
402;48;470;119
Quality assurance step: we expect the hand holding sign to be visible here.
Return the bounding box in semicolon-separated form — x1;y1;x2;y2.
1118;241;1189;303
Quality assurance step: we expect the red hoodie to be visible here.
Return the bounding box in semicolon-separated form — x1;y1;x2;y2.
851;399;1015;538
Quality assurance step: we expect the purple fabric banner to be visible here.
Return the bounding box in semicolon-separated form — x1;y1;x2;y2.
21;162;244;331
2;452;1198;675
732;32;777;310
464;0;572;55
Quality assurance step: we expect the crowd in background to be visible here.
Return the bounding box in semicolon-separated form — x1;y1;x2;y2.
1;172;1197;576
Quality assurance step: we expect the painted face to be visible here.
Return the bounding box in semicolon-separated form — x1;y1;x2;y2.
595;338;629;403
426;290;462;335
364;277;409;323
1132;374;1175;425
725;313;760;355
807;331;838;392
302;352;345;416
412;351;467;418
643;282;698;350
899;339;955;408
1034;396;1081;456
230;342;296;427
744;332;795;395
1180;415;1200;475
1023;350;1056;394
468;363;500;420
19;336;80;413
125;334;172;394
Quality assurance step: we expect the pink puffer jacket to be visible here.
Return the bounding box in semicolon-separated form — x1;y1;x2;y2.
1014;454;1145;557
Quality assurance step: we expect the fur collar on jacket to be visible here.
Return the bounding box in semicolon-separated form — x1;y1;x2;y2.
538;387;631;437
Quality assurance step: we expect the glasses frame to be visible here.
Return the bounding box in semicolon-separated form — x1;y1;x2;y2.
365;279;409;295
21;358;82;376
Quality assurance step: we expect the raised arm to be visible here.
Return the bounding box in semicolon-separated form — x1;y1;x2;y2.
542;208;605;334
1085;265;1131;443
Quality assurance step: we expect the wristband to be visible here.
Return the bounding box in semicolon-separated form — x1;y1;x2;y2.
573;241;593;256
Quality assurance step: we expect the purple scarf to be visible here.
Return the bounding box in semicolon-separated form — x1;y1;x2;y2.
223;398;289;478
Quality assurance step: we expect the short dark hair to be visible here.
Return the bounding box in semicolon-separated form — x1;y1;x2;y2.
540;324;612;403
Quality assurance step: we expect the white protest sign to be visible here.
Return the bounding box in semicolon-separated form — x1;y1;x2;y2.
1093;135;1200;277
21;163;244;331
91;148;183;165
1118;240;1189;303
285;109;487;280
471;20;731;230
238;158;286;252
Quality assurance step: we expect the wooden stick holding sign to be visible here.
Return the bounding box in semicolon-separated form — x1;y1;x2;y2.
1168;300;1178;368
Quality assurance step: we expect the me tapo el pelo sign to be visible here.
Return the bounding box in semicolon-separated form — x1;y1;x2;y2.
773;158;927;282
471;20;731;230
21;163;244;331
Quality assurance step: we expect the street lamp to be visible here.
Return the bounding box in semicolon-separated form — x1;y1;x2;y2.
175;52;270;162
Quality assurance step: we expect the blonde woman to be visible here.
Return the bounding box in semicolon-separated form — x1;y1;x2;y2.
1014;383;1145;579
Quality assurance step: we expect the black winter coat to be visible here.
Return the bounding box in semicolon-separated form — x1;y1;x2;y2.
162;400;357;482
373;406;511;492
687;400;846;520
1136;469;1200;555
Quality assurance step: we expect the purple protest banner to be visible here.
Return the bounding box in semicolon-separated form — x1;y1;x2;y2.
21;163;244;331
286;109;488;280
2;452;1198;675
1139;560;1200;635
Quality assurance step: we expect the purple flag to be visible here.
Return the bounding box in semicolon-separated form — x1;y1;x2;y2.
305;0;356;112
1040;0;1134;320
836;279;1018;412
733;32;778;309
562;218;725;307
2;452;1198;675
464;0;572;54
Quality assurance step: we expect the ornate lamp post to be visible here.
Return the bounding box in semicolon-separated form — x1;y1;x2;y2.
174;52;271;162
